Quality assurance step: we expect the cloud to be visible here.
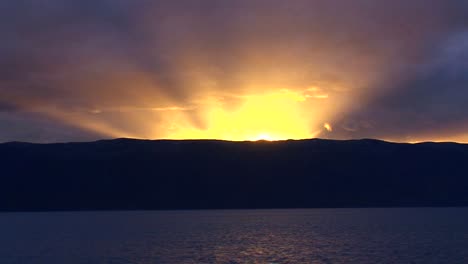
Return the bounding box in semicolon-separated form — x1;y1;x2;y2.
331;31;468;142
0;0;468;142
0;102;19;113
0;112;104;143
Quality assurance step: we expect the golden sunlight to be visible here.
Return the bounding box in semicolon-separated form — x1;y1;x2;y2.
165;89;323;141
248;133;278;141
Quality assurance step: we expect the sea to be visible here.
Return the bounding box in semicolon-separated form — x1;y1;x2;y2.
0;208;467;263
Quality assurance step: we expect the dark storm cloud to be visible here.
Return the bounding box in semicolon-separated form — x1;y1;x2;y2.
0;112;104;143
0;101;20;112
332;31;468;141
1;0;468;142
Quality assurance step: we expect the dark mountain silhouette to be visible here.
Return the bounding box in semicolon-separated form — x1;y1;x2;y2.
1;138;468;211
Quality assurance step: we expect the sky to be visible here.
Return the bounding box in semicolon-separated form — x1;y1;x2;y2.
1;0;468;143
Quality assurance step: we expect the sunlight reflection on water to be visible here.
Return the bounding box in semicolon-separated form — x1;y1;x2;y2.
0;208;468;263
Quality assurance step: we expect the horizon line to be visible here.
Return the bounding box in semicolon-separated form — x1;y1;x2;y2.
1;137;467;145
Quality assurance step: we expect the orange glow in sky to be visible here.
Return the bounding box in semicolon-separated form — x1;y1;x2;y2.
163;89;329;141
2;1;468;144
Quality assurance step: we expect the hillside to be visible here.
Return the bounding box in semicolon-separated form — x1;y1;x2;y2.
1;138;467;211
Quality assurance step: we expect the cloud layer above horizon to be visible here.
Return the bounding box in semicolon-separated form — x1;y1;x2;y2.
1;0;468;142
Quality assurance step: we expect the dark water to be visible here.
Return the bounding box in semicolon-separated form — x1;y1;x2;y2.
1;208;468;263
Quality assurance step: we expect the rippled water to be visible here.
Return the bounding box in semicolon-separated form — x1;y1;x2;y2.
1;208;468;263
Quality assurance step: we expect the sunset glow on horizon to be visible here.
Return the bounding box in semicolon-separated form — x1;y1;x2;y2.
161;89;331;141
1;1;468;143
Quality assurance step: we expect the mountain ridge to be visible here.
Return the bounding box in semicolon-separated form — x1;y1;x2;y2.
1;138;467;211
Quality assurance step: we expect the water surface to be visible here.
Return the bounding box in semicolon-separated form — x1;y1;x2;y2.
1;208;468;263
